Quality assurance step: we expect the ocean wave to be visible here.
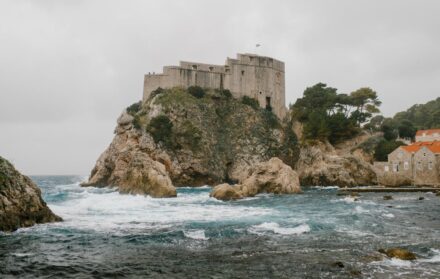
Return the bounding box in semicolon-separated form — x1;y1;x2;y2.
183;230;209;240
248;222;310;236
45;184;275;233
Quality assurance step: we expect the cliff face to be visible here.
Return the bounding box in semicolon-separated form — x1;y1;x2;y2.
83;88;298;194
296;140;378;187
0;156;61;232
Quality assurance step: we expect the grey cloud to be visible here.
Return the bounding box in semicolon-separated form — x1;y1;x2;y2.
0;0;439;174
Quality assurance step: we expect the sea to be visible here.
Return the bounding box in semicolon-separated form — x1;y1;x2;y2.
1;175;439;278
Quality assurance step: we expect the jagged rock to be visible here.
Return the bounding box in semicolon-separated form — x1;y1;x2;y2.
209;184;243;201
117;111;134;126
0;156;62;232
210;158;301;200
239;157;302;196
82;145;176;198
378;248;417;260
296;141;377;187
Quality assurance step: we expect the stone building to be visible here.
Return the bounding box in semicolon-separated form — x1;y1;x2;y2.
143;53;287;119
374;138;440;186
415;129;440;142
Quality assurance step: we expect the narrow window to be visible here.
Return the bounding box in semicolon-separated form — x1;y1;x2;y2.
417;162;422;170
241;70;245;76
384;166;389;172
404;161;409;170
428;162;433;170
209;66;214;71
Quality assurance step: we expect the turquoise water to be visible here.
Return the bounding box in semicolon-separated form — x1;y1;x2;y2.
1;176;440;278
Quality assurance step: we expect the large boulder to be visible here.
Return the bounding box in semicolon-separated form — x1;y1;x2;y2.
0;156;62;232
210;158;301;200
209;183;243;201
378;248;417;260
296;141;377;187
83;149;176;198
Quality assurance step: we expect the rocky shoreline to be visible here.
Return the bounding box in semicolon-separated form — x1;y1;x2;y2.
0;156;62;232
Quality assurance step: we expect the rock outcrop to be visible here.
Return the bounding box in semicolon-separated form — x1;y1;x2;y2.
378;248;417;260
296;141;377;187
0;156;62;232
210;157;301;200
83;88;299;195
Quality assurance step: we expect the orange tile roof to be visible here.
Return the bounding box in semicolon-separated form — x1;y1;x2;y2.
401;141;440;154
416;129;440;136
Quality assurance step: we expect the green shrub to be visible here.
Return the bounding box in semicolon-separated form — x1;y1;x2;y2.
221;89;232;98
150;87;165;99
146;115;173;147
188;86;206;99
262;110;280;128
241;96;260;110
126;101;142;116
132;115;142;130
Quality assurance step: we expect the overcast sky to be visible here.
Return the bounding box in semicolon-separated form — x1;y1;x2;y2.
0;0;439;175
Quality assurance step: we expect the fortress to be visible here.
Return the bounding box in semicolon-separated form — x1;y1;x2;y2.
143;53;287;118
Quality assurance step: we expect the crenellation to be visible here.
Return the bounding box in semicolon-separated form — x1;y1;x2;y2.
143;53;286;118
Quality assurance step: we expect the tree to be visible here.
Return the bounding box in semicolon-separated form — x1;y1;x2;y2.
398;120;416;139
349;87;381;125
291;83;381;143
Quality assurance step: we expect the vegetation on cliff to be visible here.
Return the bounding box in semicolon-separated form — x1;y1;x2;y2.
85;87;299;190
291;83;381;144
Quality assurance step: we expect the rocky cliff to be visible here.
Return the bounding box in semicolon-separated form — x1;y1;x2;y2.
0;156;61;232
83;88;299;196
296;140;378;187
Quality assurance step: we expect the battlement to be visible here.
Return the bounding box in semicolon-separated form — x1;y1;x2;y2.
143;53;286;119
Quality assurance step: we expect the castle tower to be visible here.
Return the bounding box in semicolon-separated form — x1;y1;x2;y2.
143;53;286;119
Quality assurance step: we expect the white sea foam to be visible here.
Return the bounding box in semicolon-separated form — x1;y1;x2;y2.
248;222;310;236
183;230;208;240
311;186;339;190
46;185;275;233
420;249;440;263
382;213;395;218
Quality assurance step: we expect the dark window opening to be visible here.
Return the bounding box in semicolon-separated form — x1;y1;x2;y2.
265;96;272;111
209;66;214;71
192;65;198;70
241;70;245;76
259;91;262;95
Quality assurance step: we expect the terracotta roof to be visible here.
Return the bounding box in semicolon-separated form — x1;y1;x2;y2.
401;141;440;154
416;129;440;136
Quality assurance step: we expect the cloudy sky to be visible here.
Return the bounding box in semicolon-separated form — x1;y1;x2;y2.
0;0;439;175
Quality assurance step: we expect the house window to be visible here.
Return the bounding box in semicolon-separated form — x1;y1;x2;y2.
192;65;198;70
393;163;399;172
428;162;433;170
384;166;389;172
404;161;409;170
209;66;214;71
241;70;245;76
417;162;422;170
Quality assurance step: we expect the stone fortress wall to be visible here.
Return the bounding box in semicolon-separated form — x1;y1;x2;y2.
143;53;287;119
